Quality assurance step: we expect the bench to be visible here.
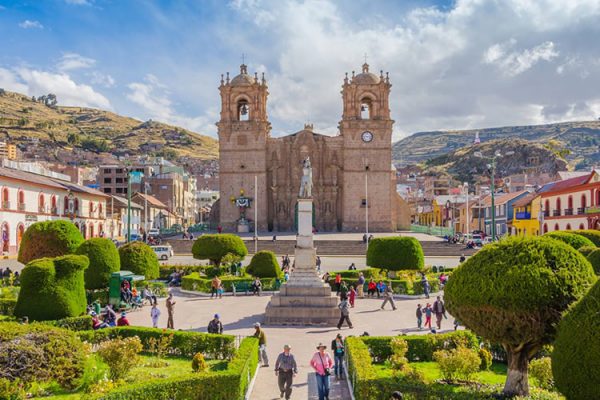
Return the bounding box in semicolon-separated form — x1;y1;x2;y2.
232;281;253;295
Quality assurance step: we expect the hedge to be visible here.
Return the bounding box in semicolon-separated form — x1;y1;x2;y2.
77;326;236;359
367;236;424;271
192;234;247;266
91;337;258;400
586;248;600;275
17;220;84;264
182;272;280;292
246;250;280;278
0;298;16;316
45;315;93;331
159;265;206;279
543;231;595;250
579;245;597;257
14;255;89;321
77;238;121;289
553;280;600;400
572;229;600;247
328;276;440;295
119;241;159;280
328;268;382;280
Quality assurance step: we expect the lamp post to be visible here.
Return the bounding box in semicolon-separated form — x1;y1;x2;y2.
364;160;369;247
127;168;132;243
463;182;469;238
474;151;514;241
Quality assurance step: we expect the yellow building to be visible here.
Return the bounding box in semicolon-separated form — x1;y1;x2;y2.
0;142;17;160
511;193;541;236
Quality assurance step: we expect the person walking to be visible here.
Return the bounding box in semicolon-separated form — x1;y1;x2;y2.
424;303;432;329
211;276;221;299
416;304;423;330
421;275;430;299
348;285;356;308
357;272;365;298
207;314;223;334
310;343;334;400
316;256;322;272
433;296;446;330
331;333;345;380
150;303;161;328
381;281;397;311
253;322;269;367
166;293;176;329
337;297;353;329
275;344;297;400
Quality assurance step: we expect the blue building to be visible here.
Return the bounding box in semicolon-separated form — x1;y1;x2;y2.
483;190;529;237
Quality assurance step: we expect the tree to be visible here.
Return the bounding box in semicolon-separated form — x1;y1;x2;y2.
192;234;247;267
246;250;281;278
76;237;120;289
366;237;424;271
444;237;596;396
552;280;600;399
67;132;80;145
543;231;594;250
118;241;159;280
18;220;84;264
14;255;89;321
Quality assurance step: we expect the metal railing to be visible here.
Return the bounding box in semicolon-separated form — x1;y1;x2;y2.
515;211;531;220
577;207;585;215
17;203;26;211
552;210;561;217
1;201;9;209
564;208;573;216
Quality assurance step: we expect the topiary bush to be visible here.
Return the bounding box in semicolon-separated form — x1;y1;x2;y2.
246;251;280;278
586;248;600;275
578;245;596;257
17;220;84;264
529;357;553;391
96;336;143;381
479;348;493;371
433;347;481;382
192;234;247;267
444;236;596;397
14;255;89;321
366;236;424;271
552;280;600;399
543;231;594;250
118;241;159;280
572;229;600;247
77;238;120;289
191;352;208;372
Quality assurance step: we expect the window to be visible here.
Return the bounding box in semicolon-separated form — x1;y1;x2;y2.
51;196;57;214
2;188;9;208
115;168;123;174
581;194;587;208
579;223;585;229
566;224;571;230
116;188;123;194
104;188;111;193
115;177;123;184
103;168;112;174
104;177;112;183
554;223;559;231
543;223;548;233
39;194;45;212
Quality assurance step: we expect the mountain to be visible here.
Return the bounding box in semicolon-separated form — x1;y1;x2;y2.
0;90;218;164
393;120;600;169
422;138;568;184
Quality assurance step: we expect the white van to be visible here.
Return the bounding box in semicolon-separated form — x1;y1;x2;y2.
151;245;174;260
148;228;160;237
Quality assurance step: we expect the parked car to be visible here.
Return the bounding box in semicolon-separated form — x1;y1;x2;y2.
482;237;494;245
148;228;160;237
151;245;174;260
471;234;483;246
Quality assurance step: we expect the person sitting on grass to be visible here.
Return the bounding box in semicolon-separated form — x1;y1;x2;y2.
91;312;108;330
117;311;130;326
103;304;117;327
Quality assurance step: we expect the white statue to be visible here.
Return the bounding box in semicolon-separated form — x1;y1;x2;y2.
299;156;313;198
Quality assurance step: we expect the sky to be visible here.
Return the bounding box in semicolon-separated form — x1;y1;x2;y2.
1;0;600;141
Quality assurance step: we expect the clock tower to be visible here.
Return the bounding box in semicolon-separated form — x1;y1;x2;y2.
339;63;396;231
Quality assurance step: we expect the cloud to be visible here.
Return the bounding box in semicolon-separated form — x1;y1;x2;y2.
483;40;559;77
89;71;115;88
57;52;96;71
0;67;111;109
19;20;43;29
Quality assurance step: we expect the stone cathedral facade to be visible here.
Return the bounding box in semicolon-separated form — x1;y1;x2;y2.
217;63;403;232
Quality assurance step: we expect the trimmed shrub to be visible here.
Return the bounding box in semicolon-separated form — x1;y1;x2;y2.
77;238;120;289
0;299;16;316
573;229;600;247
46;315;94;331
366;237;424;271
246;250;280;278
552;280;600;399
479;348;493;371
14;255;89;321
445;236;596;396
182;273;280;293
17;220;84;264
192;352;208;372
192;234;247;267
433;347;481;382
389;337;409;370
586;248;600;275
96;336;143;380
159;265;205;279
529;357;553;391
578;245;596;257
543;231;594;250
119;241;159;280
329;268;382;280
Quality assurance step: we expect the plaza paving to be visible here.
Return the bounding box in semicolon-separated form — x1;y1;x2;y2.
126;288;453;400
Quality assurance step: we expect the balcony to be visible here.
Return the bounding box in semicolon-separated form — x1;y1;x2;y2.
564;208;573;216
586;206;600;215
544;210;549;217
1;201;10;209
98;213;105;219
577;207;585;215
515;211;531;220
552;210;561;217
18;203;26;212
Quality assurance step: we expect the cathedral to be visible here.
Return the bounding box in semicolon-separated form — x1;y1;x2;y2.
217;63;406;232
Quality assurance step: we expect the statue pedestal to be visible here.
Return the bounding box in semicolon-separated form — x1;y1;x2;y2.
265;198;339;325
237;220;250;233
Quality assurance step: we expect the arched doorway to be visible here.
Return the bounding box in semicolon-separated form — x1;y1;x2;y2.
554;223;560;231
566;224;571;230
1;222;9;253
543;223;548;233
89;224;94;238
16;224;24;252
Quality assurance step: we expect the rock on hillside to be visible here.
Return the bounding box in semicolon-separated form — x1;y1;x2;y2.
393;120;600;169
0;90;218;162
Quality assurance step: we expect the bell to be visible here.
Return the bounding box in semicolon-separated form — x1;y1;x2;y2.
240;104;248;115
361;105;366;112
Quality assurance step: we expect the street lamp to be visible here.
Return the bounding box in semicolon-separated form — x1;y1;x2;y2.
463;182;469;238
474;150;514;241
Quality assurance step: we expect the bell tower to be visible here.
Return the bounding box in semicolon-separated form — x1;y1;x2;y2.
339;63;395;231
217;64;270;232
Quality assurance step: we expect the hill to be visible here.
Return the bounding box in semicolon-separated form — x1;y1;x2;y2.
0;90;218;164
423;139;568;184
393;120;600;169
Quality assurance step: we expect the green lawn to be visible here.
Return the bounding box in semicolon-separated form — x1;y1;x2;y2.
32;354;227;399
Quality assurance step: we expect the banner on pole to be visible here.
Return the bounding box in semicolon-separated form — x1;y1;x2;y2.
129;171;144;184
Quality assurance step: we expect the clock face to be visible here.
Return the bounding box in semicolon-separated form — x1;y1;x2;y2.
361;131;374;142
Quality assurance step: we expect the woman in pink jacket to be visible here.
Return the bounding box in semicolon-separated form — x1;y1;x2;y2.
310;343;334;400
